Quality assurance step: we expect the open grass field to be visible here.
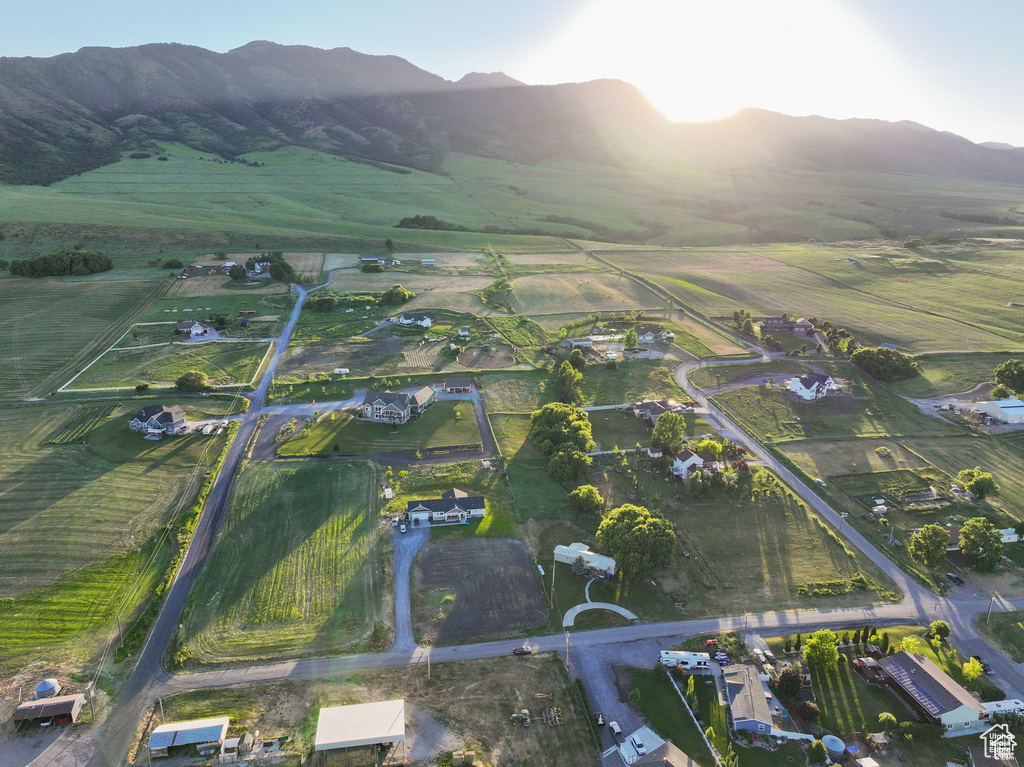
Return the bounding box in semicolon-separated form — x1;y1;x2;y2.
489;413;574;522
138;653;599;767
589;410;653;450
68;340;273;390
166;274;292;298
689;360;809;390
135;290;295;323
888;352;1017;398
477;371;551;413
505;272;663;315
0;277;167;397
0;403;226;667
579;361;690;408
778;439;932;480
599;246;1024;354
175;460;388;666
413;538;548;643
712;365;962;443
277;401;481;456
977;610;1024;662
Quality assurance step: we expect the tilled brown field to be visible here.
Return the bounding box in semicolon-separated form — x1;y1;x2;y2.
415;539;547;642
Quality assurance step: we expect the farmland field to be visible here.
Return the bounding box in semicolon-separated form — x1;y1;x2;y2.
689;360;809;390
0;278;166;397
412;538;547;642
326;270;498;315
69;340;273;390
506;272;662;314
166;274;292;298
135;290;295;323
175;460;388;665
0;404;227;666
277;401;481;456
888;352;1016;398
599;246;1024;353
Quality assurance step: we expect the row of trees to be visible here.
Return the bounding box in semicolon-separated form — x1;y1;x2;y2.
909;516;1004;572
307;284;415;312
9;249;112;277
528;402;595;482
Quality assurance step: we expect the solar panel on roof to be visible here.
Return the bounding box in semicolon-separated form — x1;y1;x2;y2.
173;724;226;745
886;666;943;715
148;732;174;749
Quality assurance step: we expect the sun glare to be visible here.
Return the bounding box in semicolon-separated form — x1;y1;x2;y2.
516;0;924;124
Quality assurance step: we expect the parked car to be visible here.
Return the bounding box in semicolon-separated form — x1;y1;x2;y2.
391;518;398;527
764;650;777;663
609;721;622;738
946;572;965;585
753;649;766;663
972;655;995;675
631;735;647;755
703;639;718;647
399;523;407;533
512;646;531;655
815;478;827;487
594;712;605;726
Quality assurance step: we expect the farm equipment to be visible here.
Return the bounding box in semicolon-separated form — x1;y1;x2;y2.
540;707;563;726
533;692;553;701
510;709;531;727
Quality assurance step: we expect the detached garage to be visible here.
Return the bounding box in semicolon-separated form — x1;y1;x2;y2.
13;694;86;729
148;716;229;759
315;699;406;766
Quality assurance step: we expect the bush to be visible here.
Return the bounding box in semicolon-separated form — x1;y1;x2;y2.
175;371;209;391
851;346;919;382
161;259;184;269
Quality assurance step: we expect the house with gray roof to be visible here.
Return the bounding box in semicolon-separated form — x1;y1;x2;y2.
877;651;987;735
406;488;486;525
129;405;186;434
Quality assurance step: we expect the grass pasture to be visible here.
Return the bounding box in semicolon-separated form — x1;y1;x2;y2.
0;278;166;397
0;404;227;666
277;401;481;456
506;272;663;315
889;352;1016;398
175;460;388;666
977;610;1024;662
136;290;295;324
689;360;809;390
69;340;273;390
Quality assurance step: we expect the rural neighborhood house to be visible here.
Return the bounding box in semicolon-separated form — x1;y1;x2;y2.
129;405;187;435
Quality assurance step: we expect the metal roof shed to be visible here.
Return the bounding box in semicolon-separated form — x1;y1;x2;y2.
315;700;405;751
148;716;229;757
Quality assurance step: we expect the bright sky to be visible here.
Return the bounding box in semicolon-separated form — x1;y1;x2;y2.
4;0;1023;145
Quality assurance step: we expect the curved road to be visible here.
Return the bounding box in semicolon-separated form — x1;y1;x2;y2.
64;267;1024;767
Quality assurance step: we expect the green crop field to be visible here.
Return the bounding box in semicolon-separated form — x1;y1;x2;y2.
0;404;227;667
277;400;481;456
0;277;167;397
175;460;387;665
889;352;1017;398
504;272;663;315
69;340;273;390
599;245;1024;354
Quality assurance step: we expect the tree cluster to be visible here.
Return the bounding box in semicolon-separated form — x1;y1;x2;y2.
9;250;112;277
850;346;919;382
554;360;583;403
907;524;950;569
802;629;840;671
396;214;468;231
380;283;415;305
596;504;674;576
567;484;604;524
994;359;1024;394
958;516;1003;572
957;467;999;499
175;370;209;391
528;403;595;482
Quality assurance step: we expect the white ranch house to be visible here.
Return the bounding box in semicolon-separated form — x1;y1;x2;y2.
129;405;186;435
398;311;435;328
406;488;486;525
788;373;835;400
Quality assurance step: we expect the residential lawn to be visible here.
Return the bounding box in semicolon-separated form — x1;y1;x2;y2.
630;669;715;766
383;460;518;540
266;377;356;404
175;460;389;666
778;439;932;481
0;403;228;668
589;411;652;451
889;352;1020;398
477;370;552;413
712;364;962;443
536;523;680;626
69;340;273;390
976;610;1024;662
488;413;572;521
578;361;691;407
689;360;809;390
0;278;166;397
277;400;481;456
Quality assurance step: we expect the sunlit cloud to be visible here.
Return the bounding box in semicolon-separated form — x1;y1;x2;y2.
514;0;929;124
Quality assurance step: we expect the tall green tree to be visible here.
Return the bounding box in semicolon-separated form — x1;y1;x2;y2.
175;370;209;391
994;359;1024;394
596;505;674;576
568;348;586;370
549;450;592;482
651;412;688;456
963;657;984;681
528;402;594;455
930;620;951;641
803;629;840;672
624;327;639;348
567;484;605;522
957;467;999;499
959;517;1003;572
908;524;951;568
554;360;583;403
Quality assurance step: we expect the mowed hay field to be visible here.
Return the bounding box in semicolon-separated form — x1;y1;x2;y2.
176;460;389;666
599;248;1024;353
507;272;662;314
0;278;166;397
0;404;226;665
326;270;498;315
70;341;273;389
167;274;292;298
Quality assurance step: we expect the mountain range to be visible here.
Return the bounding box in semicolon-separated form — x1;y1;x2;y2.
2;40;1024;186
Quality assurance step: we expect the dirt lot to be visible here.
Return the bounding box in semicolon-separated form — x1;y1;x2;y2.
414;539;547;643
281;338;404;377
458;345;516;369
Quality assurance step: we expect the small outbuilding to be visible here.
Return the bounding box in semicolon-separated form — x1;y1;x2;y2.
314;699;406;766
148;716;229;759
444;377;472;393
553;542;617;577
13;694;86;729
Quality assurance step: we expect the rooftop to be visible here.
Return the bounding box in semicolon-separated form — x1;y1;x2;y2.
13;694;85;721
724;665;773;725
877;651;983;717
315;699;405;751
148;717;230;750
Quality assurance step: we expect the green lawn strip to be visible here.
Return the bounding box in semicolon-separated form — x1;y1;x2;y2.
689;360;809;390
476;370;553;413
488;413;572;521
630;669;715;766
578;361;691;408
175;460;389;666
278;401;480;456
589;410;652;451
71;341;273;389
136;291;296;323
976;610;1024;663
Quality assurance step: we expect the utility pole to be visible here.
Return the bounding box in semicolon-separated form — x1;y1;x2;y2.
159;696;165;724
987;590;997;624
564;629;571;670
838;513;849;536
115;609;123;649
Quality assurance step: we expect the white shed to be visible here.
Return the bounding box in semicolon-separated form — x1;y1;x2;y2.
553;542;617;577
